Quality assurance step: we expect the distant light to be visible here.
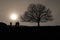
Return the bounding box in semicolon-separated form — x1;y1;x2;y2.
10;13;18;20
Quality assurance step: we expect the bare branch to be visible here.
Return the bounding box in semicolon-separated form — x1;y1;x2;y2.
21;4;53;23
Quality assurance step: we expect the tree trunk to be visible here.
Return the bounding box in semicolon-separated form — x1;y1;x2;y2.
38;21;40;27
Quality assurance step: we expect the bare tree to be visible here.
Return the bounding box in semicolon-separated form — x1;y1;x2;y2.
21;4;53;27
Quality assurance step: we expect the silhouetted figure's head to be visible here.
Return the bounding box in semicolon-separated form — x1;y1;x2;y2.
0;22;7;27
10;22;12;26
15;22;20;27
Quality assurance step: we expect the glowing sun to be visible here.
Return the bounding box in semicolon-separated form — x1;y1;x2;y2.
10;13;18;20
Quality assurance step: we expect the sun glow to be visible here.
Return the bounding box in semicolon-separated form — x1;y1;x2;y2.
10;13;18;20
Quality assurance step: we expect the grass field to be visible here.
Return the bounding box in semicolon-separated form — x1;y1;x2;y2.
0;25;57;32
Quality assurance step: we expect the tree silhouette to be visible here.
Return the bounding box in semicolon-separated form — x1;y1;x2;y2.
21;4;53;27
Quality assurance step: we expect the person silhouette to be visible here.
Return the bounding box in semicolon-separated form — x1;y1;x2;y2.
10;22;12;26
15;22;20;27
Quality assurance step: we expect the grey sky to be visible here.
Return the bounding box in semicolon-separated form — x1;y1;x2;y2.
0;0;60;26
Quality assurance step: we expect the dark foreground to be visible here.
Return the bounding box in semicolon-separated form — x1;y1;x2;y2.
0;25;58;32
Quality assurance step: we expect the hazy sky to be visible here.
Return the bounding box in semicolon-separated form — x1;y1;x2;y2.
0;0;60;26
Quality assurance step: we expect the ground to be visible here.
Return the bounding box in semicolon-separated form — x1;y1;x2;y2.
0;25;57;32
